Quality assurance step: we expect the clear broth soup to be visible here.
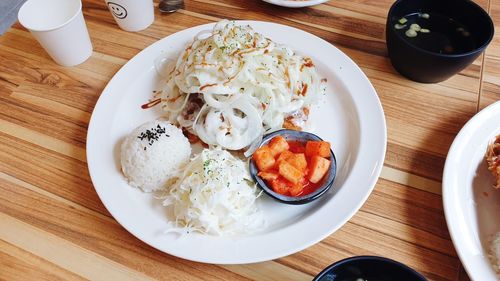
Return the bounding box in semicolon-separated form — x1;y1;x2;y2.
394;12;476;54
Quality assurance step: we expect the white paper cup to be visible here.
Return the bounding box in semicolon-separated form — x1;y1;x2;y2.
104;0;154;32
18;0;93;66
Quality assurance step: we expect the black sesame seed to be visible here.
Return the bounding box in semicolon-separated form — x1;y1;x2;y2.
137;124;170;146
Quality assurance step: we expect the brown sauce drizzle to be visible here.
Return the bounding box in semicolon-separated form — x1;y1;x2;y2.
200;83;217;91
141;98;161;109
300;83;308;96
300;58;314;72
284;68;291;89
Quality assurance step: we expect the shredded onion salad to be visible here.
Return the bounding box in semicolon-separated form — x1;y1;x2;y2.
162;147;266;236
155;20;325;151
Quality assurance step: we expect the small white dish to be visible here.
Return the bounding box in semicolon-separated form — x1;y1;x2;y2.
443;101;500;280
262;0;329;8
86;21;386;264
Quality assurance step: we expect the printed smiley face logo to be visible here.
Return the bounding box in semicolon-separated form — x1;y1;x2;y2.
107;2;127;19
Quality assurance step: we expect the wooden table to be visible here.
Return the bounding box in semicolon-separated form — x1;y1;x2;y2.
1;0;499;280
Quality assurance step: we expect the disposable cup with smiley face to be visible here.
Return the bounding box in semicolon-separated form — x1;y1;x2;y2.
105;0;154;32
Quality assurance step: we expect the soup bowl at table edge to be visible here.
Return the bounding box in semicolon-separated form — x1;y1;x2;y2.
313;256;428;281
386;0;494;83
249;129;337;205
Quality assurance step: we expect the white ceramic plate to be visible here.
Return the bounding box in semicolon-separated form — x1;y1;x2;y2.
262;0;329;8
443;101;500;280
87;21;386;264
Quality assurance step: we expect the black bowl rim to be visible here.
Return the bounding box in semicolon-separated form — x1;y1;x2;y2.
313;255;428;281
387;0;495;58
249;129;337;205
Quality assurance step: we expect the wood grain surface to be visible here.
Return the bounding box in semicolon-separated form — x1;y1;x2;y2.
0;0;499;280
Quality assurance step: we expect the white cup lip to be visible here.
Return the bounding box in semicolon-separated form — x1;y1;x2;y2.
18;0;83;32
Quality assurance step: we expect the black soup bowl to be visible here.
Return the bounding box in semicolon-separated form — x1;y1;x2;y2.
313;256;428;281
386;0;494;83
249;129;337;205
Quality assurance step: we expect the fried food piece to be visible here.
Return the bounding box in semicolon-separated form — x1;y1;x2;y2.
485;135;500;189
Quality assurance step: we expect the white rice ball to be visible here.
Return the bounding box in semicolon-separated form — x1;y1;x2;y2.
121;120;191;192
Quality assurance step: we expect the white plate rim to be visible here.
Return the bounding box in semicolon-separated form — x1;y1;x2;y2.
86;20;387;264
261;0;329;8
443;101;500;280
